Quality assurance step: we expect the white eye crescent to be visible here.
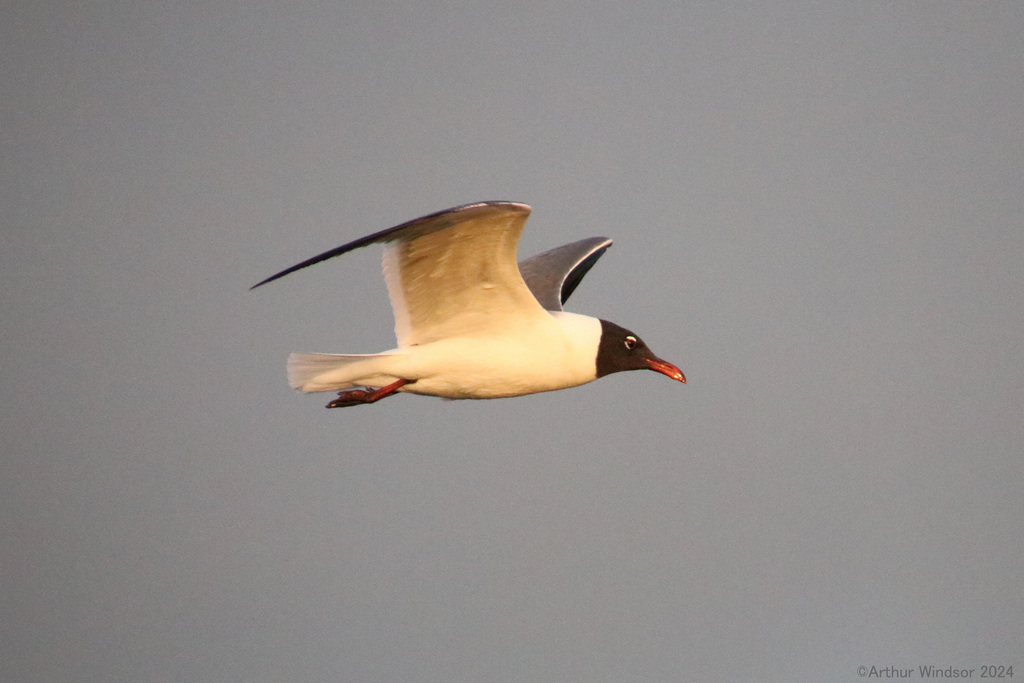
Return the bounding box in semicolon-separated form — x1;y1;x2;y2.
624;336;637;350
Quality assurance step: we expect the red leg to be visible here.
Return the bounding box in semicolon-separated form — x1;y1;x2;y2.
326;378;415;409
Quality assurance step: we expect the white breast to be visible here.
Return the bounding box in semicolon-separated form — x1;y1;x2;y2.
382;311;603;399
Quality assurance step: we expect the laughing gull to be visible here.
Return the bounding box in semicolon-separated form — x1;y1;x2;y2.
251;201;685;408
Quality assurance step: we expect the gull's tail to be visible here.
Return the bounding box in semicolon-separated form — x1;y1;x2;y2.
287;352;403;392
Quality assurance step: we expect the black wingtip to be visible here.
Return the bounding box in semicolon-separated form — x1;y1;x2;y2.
559;241;612;305
249;274;280;291
249;272;285;290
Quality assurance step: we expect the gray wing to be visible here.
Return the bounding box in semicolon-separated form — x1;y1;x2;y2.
250;201;549;347
517;237;613;311
250;201;529;290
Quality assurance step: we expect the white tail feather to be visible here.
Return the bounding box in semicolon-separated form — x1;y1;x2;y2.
286;352;401;392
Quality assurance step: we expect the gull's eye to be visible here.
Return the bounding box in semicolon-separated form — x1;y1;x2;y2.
624;336;637;350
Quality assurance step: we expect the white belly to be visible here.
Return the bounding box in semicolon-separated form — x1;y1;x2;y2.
381;313;602;399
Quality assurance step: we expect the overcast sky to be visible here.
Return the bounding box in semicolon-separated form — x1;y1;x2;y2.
4;2;1023;682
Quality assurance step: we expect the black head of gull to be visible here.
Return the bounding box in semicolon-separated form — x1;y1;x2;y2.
596;320;687;382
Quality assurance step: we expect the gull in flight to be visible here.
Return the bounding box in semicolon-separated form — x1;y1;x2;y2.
251;201;685;408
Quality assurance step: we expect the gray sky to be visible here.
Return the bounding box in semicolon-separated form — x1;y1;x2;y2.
4;2;1023;681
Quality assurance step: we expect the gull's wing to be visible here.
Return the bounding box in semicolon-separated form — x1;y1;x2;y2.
251;201;551;347
518;237;613;311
